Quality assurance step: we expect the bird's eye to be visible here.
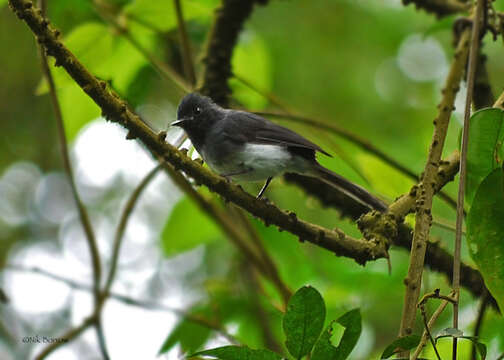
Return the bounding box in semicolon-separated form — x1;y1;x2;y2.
194;106;201;115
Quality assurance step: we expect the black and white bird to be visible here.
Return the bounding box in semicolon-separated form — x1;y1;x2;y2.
172;93;386;211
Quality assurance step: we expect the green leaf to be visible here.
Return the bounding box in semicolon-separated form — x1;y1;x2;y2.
161;195;222;256
467;167;504;311
466;108;504;204
381;335;421;359
0;0;7;9
191;346;283;360
283;285;326;359
158;317;211;355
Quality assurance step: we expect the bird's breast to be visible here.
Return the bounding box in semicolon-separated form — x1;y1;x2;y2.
202;143;295;182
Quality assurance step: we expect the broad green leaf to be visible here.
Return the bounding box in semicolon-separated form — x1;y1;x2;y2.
0;0;7;9
467;168;504;310
191;346;283;360
381;335;421;359
123;0;217;32
161;195;221;256
158;316;211;354
283;285;326;359
230;32;272;109
466;108;504;204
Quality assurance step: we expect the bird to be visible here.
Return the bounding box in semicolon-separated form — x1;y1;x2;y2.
171;93;386;211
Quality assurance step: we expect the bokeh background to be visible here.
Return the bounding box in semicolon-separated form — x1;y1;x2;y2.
1;0;504;359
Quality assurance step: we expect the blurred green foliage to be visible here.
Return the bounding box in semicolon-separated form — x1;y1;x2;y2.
2;0;504;359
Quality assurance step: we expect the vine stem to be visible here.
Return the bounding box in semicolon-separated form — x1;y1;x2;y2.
452;1;486;358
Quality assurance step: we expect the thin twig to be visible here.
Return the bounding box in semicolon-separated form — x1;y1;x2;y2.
398;27;471;348
34;315;96;360
173;0;196;86
418;289;457;306
412;295;452;360
103;165;162;296
453;2;485;359
233;73;292;113
419;303;442;360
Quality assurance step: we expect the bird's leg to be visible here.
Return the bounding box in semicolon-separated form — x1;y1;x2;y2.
256;177;273;199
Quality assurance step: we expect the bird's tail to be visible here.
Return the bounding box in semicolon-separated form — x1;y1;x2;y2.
310;164;387;212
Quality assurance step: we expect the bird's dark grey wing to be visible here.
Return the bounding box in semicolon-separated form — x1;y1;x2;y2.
221;111;331;157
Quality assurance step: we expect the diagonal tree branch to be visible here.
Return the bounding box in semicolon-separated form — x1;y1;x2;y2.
102;165;162;298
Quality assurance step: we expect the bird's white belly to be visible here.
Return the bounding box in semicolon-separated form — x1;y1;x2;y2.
203;144;294;182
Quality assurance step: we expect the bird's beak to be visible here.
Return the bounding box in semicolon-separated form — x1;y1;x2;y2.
171;117;190;127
